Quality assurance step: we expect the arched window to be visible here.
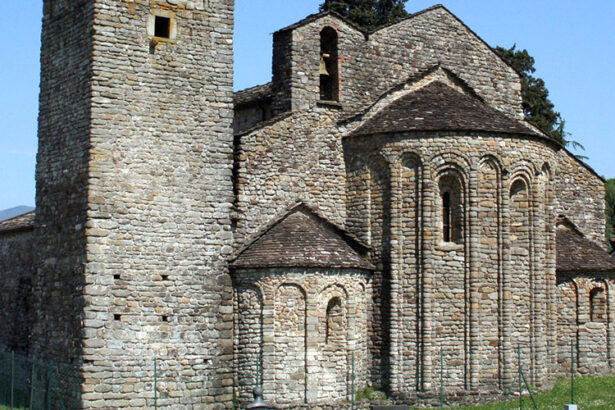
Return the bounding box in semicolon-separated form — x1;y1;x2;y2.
319;27;339;101
439;174;463;244
325;297;343;344
590;287;606;322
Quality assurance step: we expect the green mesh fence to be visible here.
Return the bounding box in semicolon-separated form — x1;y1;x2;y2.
0;349;74;410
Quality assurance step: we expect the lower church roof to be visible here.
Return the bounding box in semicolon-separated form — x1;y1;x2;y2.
556;217;615;273
230;203;374;271
351;81;540;138
0;211;35;234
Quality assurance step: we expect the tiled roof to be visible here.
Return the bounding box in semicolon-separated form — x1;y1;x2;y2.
0;211;35;234
234;82;272;108
556;218;615;272
350;81;540;138
230;204;374;271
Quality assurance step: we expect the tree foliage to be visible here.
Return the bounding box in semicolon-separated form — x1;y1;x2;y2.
494;45;582;151
606;178;615;242
320;0;409;32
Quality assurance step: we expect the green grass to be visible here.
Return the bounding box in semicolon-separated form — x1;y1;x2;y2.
2;377;614;409
450;376;615;410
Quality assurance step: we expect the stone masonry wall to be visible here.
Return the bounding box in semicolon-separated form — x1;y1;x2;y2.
0;229;35;352
554;149;606;246
235;63;560;401
343;131;559;398
557;275;615;377
235;103;563;399
234;109;349;248
271;7;523;120
79;0;235;408
34;0;235;408
233;268;369;408
33;2;94;407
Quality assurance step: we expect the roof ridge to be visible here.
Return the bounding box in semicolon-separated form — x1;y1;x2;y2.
0;209;35;224
340;65;483;125
557;218;615;272
347;80;539;139
230;201;372;269
556;215;585;237
234;82;272;96
0;210;35;235
367;4;445;34
274;5;448;38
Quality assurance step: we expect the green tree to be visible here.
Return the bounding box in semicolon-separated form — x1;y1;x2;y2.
494;45;582;151
320;0;409;31
606;178;615;243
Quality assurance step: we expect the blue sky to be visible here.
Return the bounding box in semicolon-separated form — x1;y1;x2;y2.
1;1;613;210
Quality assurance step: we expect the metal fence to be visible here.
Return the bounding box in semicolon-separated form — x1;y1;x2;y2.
0;350;74;410
0;342;581;410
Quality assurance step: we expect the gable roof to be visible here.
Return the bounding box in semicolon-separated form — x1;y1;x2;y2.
274;5;522;79
350;81;539;138
0;211;35;235
556;217;615;273
234;82;273;108
230;203;374;271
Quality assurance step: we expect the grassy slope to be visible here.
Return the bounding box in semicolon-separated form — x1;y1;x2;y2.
454;376;615;410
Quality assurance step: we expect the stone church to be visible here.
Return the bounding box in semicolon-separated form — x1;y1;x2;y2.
0;0;614;408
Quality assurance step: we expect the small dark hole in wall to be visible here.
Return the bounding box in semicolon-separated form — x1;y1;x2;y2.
114;314;121;321
114;274;121;280
161;275;169;281
154;16;171;38
162;315;169;322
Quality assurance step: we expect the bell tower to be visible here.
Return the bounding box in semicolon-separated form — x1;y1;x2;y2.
34;0;235;407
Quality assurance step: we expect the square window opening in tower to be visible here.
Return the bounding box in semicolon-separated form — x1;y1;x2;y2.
154;16;171;39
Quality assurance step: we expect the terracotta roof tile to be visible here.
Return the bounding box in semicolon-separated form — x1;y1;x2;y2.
231;204;374;271
556;218;615;272
0;211;35;234
350;81;540;137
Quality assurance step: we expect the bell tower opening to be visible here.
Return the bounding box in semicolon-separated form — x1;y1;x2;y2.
319;27;339;102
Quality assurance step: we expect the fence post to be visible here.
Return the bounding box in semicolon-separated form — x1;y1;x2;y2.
440;348;443;410
47;360;53;410
10;350;14;410
351;352;355;410
154;357;158;410
30;355;36;410
518;345;523;410
570;340;575;405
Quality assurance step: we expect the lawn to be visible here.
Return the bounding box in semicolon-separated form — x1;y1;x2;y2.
452;376;615;410
1;377;614;409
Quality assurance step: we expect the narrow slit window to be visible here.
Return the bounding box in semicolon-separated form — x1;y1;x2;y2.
442;191;451;243
154;16;171;39
439;173;464;244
